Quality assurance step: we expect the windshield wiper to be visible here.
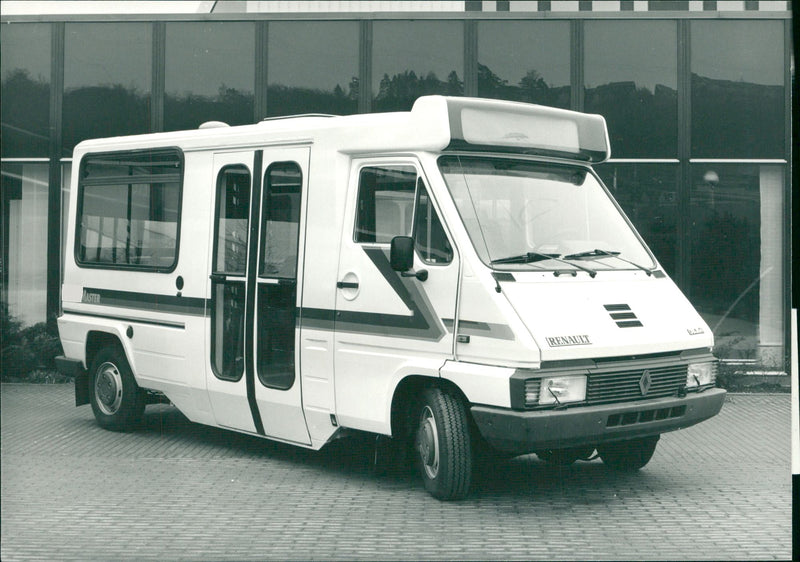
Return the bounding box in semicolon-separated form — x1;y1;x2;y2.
491;252;597;278
562;249;653;276
491;251;560;265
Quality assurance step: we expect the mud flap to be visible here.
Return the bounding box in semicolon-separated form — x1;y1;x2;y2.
74;370;90;407
55;356;89;406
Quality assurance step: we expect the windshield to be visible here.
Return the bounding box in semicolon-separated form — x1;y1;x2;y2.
438;155;655;272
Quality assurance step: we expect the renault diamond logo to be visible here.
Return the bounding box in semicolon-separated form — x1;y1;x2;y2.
639;370;652;396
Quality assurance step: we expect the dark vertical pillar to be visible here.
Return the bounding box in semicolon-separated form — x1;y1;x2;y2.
464;19;478;97
255;21;268;120
46;22;65;326
676;19;691;295
359;20;372;113
151;22;166;133
784;17;793;371
570;20;583;112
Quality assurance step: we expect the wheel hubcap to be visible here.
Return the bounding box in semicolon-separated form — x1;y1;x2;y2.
418;406;439;479
95;362;123;415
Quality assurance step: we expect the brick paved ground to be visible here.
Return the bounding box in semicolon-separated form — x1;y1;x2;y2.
1;384;791;561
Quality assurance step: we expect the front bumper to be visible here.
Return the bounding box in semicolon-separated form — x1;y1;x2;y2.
471;387;726;454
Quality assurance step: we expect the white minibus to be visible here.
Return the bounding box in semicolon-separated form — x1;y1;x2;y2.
56;96;725;499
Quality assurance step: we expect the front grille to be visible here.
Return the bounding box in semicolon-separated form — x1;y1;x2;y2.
606;405;686;427
586;364;687;405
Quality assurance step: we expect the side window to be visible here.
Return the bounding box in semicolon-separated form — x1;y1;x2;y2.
413;178;453;264
355;165;417;243
213;165;251;274
259;162;302;278
257;161;303;390
76;149;182;270
210;164;251;382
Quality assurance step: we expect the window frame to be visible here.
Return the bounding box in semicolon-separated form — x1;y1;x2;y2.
73;147;184;273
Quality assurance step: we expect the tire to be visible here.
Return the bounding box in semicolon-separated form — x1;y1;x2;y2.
537;446;595;466
598;435;659;471
89;346;146;432
414;387;473;500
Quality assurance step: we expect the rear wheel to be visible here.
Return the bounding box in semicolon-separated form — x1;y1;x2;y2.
414;387;472;500
89;346;146;432
598;436;659;471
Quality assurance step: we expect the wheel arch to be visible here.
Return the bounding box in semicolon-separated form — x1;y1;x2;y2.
389;374;471;441
85;330;127;372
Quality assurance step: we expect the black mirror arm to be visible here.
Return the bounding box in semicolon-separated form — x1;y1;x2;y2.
401;269;428;282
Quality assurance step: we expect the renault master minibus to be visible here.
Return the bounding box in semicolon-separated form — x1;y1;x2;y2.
56;96;725;500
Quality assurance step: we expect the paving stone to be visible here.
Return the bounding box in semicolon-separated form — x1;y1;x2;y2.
1;384;791;561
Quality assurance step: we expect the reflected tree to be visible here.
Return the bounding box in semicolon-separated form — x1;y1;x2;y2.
477;63;570;109
63;83;149;153
1;69;50;157
374;70;464;112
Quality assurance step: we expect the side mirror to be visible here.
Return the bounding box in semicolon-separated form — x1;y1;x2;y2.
390;236;414;272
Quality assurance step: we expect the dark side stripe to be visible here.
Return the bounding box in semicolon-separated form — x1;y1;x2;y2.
81;287;206;316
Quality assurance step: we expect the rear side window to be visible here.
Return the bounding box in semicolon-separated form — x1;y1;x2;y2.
75;149;183;271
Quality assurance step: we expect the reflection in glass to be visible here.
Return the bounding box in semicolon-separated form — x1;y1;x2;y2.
166;22;255;130
691;21;784;158
689;165;785;368
372;21;463;112
477;21;570;109
257;283;296;390
1;163;49;325
584;21;677;157
76;150;181;269
414;179;453;265
355;165;417;243
212;282;246;381
64;24;151;152
439;156;655;272
260;163;302;278
267;22;358;116
214;166;251;274
1;24;50;157
595;164;678;278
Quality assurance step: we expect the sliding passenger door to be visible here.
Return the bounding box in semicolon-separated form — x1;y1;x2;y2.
206;151;257;432
206;148;311;445
252;148;311;445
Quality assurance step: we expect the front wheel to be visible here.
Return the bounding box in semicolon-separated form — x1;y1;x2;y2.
89;346;146;432
414;387;473;500
598;435;659;471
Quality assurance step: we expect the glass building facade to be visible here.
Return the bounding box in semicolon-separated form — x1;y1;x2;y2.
0;4;792;372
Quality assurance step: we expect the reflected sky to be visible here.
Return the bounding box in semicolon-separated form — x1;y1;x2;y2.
268;21;358;91
691;21;783;85
1;23;51;82
478;20;569;88
584;21;677;92
166;22;254;98
65;23;150;91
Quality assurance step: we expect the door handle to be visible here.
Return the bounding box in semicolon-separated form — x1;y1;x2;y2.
210;273;227;283
336;280;359;290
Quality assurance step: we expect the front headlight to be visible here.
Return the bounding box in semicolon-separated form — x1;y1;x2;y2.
686;362;717;388
539;375;587;405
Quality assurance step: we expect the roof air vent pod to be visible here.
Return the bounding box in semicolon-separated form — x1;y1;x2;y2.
199;121;230;129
